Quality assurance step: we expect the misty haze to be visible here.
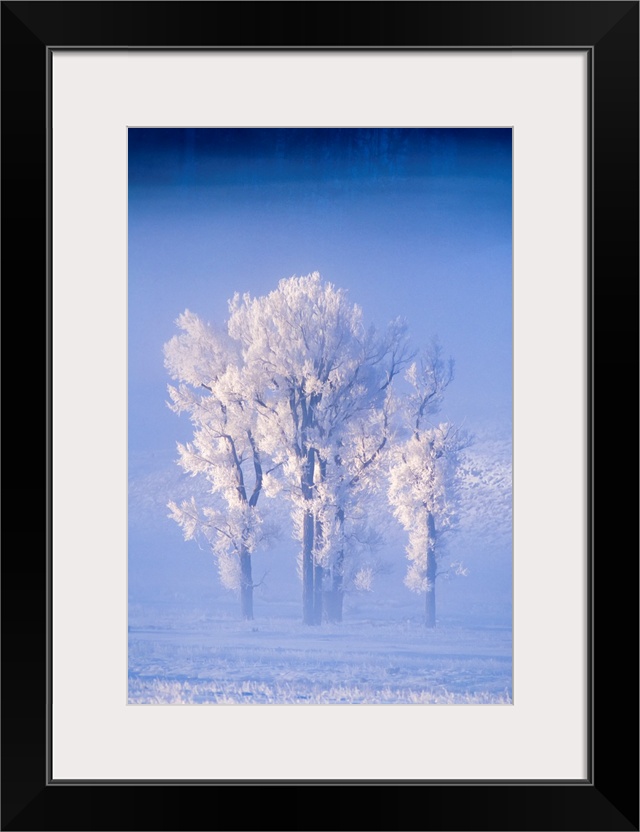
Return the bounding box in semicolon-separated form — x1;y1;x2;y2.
128;128;512;705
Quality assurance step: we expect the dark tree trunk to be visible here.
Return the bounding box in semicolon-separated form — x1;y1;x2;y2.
309;454;326;625
326;508;345;623
302;448;316;625
425;512;437;628
313;563;324;624
326;556;344;623
302;509;315;625
240;548;253;621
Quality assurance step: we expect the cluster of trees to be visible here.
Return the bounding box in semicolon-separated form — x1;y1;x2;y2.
164;272;469;627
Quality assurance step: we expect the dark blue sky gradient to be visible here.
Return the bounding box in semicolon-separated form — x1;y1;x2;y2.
129;128;512;458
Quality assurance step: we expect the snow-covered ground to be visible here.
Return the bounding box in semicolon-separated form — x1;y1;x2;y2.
128;598;512;705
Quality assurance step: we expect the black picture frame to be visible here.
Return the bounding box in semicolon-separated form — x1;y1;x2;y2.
2;2;638;830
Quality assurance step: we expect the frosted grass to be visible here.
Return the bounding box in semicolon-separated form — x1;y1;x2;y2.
129;677;512;705
128;605;512;705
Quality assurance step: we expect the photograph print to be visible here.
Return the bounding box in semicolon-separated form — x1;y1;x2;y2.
128;127;513;705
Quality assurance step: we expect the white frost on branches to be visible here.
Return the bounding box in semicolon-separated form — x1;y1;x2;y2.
456;435;512;551
388;423;466;592
387;342;469;595
160;276;507;623
164;311;271;592
227;272;410;602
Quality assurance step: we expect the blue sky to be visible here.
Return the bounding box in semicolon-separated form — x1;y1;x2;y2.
129;128;512;461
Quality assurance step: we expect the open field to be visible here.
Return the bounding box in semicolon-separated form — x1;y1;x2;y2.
128;601;512;705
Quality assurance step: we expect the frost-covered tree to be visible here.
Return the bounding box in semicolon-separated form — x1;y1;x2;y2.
317;389;398;621
388;344;469;627
228;273;409;625
456;432;512;553
164;310;271;620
